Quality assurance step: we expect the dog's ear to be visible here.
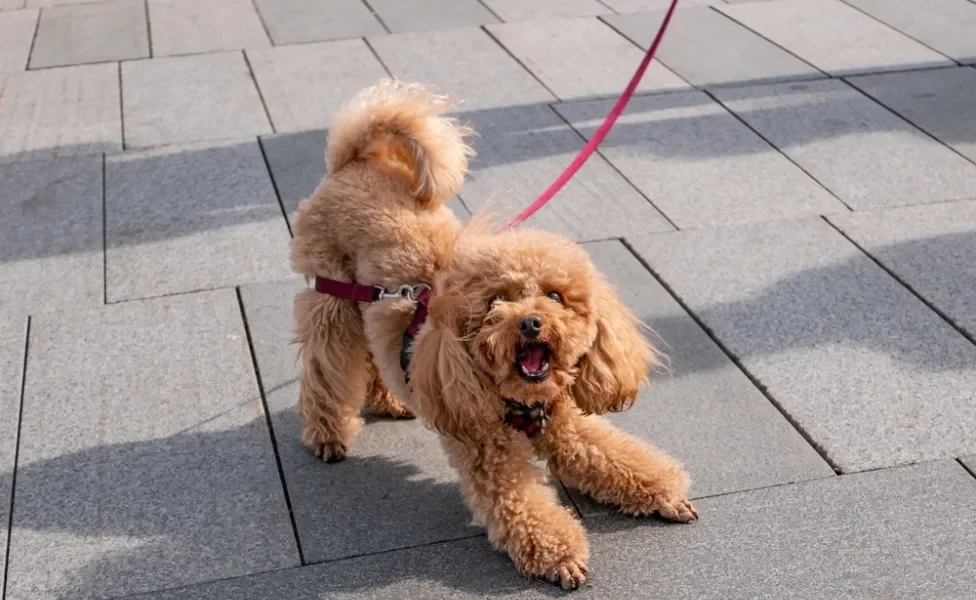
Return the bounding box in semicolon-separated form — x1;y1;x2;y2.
409;290;496;442
570;275;657;414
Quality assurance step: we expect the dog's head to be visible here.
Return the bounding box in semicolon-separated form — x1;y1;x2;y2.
409;228;658;441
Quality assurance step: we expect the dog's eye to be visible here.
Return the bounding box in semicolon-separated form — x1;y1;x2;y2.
547;291;563;304
489;295;505;309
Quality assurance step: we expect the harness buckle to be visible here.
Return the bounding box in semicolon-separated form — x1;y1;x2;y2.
376;283;431;302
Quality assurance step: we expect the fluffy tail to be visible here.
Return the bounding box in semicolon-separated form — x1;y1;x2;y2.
326;79;475;209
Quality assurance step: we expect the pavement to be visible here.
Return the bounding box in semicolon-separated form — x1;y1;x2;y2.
1;0;976;598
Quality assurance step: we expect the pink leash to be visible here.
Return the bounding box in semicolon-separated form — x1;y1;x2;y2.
498;0;681;231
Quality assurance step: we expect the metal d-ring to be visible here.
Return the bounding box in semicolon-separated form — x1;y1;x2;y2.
376;283;430;302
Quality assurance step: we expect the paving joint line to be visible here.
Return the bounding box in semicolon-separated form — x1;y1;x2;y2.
839;0;960;67
959;458;976;481
361;36;394;78
101;154;108;304
1;316;30;600
703;88;854;212
546;103;681;231
23;5;41;71
241;49;276;134
249;0;275;46
143;0;153;58
618;237;842;474
474;0;503;22
822;217;976;350
359;0;391;34
234;287;307;566
256;136;294;238
840;75;976;169
480;25;560;102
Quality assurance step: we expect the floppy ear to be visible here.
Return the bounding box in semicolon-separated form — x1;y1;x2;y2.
409;293;497;442
571;275;657;414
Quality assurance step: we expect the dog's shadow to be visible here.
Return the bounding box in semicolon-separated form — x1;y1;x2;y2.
7;405;655;599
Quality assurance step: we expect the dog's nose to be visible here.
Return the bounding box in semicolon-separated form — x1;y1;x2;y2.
519;315;543;338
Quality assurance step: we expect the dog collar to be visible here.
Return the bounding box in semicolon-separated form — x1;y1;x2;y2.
502;398;553;438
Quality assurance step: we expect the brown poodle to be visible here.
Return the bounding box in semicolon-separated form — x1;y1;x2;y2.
290;80;696;591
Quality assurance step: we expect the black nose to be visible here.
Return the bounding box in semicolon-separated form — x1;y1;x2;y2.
519;315;543;338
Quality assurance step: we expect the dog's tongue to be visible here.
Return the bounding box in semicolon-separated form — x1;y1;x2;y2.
520;346;546;372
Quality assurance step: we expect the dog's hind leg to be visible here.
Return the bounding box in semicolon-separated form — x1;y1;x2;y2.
294;288;370;463
535;396;698;523
364;357;415;419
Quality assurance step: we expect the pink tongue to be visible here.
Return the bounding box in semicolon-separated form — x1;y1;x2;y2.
520;347;545;372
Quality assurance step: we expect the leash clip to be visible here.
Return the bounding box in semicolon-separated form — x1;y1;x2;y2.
376;283;431;302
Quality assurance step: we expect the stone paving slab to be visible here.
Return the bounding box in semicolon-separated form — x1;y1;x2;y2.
105;139;290;302
367;27;555;117
247;40;389;133
604;7;823;88
554;91;847;229
6;290;299;600
828;201;976;340
258;129;469;225
240;279;482;564
368;0;498;33
713;78;976;210
630;219;976;473
717;0;952;76
0;8;36;80
128;461;976;599
121;51;272;148
0;63;121;162
845;0;976;65
458;105;673;241
0;317;26;596
486;18;688;101
481;0;609;21
963;457;976;475
29;0;148;69
0;156;103;315
569;241;832;510
253;0;384;45
848;66;976;164
147;0;269;57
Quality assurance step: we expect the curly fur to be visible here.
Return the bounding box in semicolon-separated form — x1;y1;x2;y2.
292;79;696;590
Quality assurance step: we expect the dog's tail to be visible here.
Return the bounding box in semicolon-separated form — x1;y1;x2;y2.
326;79;475;210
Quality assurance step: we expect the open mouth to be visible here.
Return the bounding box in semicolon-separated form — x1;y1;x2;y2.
515;341;551;383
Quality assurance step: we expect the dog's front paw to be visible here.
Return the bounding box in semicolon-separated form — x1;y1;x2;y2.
510;515;590;591
656;497;698;523
546;556;588;591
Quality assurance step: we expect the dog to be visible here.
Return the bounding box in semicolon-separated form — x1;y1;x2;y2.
291;79;697;590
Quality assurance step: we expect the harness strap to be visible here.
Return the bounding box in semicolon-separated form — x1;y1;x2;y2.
314;277;381;303
502;399;553;438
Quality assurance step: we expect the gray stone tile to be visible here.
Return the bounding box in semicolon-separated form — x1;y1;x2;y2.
6;291;299;600
368;0;498;33
29;0;148;69
0;8;36;80
717;0;951;76
713;79;976;210
147;0;269;56
554;91;846;229
827;201;976;340
247;39;389;133
963;456;976;475
0;156;103;315
239;279;482;563
128;461;976;600
569;241;832;510
253;0;384;45
845;0;976;65
0;63;121;162
121;51;271;148
105;140;290;302
486;18;688;101
458;105;673;241
0;317;26;596
604;7;822;87
481;0;609;21
848;66;976;164
258;129;469;225
630;219;976;472
367;27;555;117
0;0;27;9
603;0;716;12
